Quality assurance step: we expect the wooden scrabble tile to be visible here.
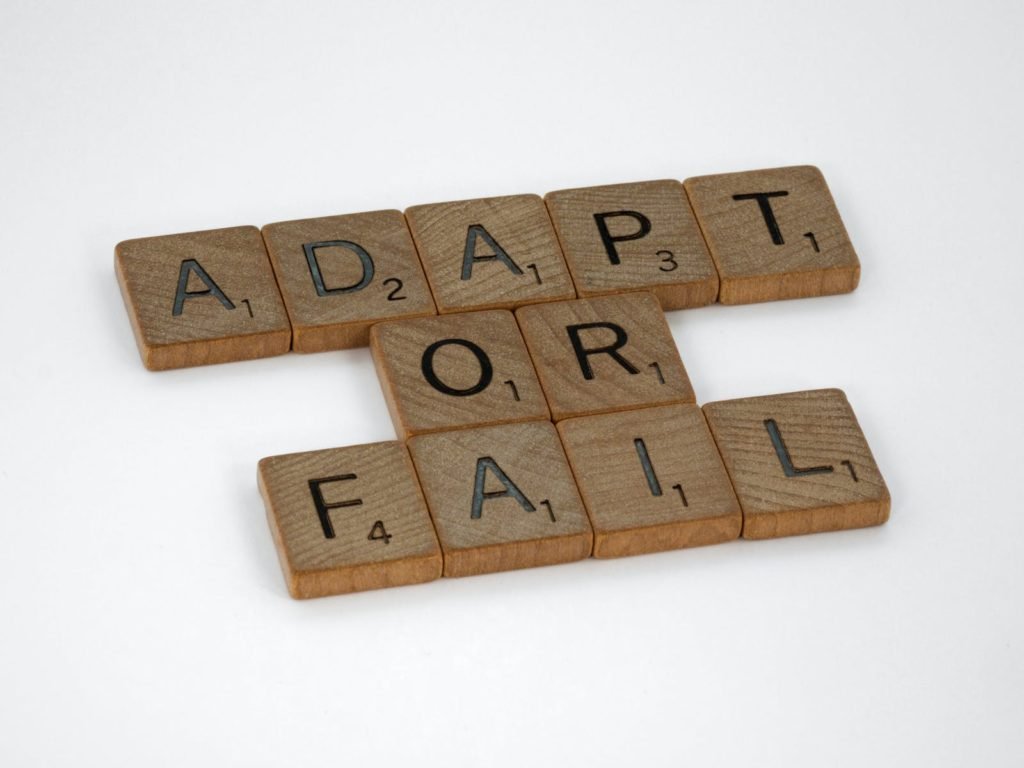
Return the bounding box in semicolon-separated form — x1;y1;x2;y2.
258;441;442;598
407;421;592;577
683;165;860;304
703;389;890;539
370;310;549;439
515;292;695;421
557;404;741;558
404;194;576;314
261;210;436;352
545;180;718;310
115;226;291;370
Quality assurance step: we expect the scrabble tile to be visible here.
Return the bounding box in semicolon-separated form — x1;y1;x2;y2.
515;292;695;421
115;225;291;370
545;179;718;310
261;210;436;352
405;194;576;314
703;389;890;539
258;441;442;598
407;421;592;577
370;310;549;439
557;404;741;558
683;165;860;304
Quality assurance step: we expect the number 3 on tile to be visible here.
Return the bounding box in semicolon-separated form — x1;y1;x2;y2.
368;520;392;544
657;250;678;272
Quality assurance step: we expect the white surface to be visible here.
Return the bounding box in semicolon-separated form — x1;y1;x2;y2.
1;1;1022;765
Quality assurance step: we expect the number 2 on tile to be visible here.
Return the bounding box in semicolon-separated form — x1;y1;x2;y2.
383;278;406;301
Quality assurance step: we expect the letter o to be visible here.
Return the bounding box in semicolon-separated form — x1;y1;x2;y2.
420;338;494;397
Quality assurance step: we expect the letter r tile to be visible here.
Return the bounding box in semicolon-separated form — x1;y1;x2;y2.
115;226;291;370
405;194;576;314
703;389;890;539
408;421;592;577
370;310;549;439
683;165;860;304
515;292;695;421
258;442;442;599
262;210;436;352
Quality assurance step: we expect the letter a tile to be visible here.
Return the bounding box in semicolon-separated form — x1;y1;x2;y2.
405;194;576;314
545;180;718;309
115;226;292;370
515;292;695;421
408;421;592;577
258;442;442;598
703;389;890;539
683;165;860;304
262;210;436;352
370;310;549;439
558;404;741;558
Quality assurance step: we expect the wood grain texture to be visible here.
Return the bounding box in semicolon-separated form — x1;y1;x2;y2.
261;210;435;352
115;226;292;370
683;165;860;304
557;404;741;558
405;194;575;314
545;180;718;309
258;442;442;598
370;309;549;439
515;292;695;421
408;421;592;577
703;389;889;539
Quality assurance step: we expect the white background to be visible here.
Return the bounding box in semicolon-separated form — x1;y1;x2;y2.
1;1;1021;765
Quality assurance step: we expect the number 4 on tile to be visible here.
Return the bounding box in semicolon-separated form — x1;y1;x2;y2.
368;520;392;544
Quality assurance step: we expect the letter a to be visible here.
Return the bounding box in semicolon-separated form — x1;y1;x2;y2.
173;259;235;316
470;457;535;519
461;224;523;280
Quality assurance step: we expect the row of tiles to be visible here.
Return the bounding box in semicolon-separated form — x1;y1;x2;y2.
116;165;860;370
372;292;691;437
259;390;890;599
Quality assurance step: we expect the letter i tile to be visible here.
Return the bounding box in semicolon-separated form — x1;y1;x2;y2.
408;421;593;577
258;442;442;598
558;404;741;558
703;389;890;539
261;210;436;352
